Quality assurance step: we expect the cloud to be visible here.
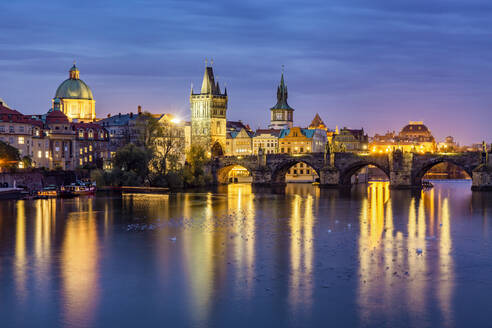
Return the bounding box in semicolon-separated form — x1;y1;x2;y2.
0;0;491;143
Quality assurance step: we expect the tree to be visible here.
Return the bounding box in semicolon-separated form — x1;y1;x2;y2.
112;143;151;185
183;144;212;187
151;122;184;175
0;140;20;168
21;155;32;168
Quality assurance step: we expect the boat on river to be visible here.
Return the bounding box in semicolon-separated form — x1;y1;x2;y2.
60;180;96;197
36;185;59;198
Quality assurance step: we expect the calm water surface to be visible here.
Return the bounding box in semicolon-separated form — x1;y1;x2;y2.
0;181;491;328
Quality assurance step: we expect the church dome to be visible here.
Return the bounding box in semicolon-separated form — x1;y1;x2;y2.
54;64;94;100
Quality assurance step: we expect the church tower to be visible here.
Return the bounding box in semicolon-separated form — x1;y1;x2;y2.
269;70;294;129
190;62;228;156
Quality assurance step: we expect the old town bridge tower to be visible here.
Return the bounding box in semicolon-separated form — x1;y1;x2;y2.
190;62;228;156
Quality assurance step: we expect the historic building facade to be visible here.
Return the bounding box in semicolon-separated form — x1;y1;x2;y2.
252;129;280;155
225;121;253;156
370;121;436;154
269;72;294;129
0;98;109;170
53;63;96;122
332;127;369;152
190;65;228;156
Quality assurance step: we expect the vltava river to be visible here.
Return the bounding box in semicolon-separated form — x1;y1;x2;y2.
0;181;491;327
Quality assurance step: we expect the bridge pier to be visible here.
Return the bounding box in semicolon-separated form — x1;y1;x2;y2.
319;167;339;187
250;167;273;185
472;165;492;191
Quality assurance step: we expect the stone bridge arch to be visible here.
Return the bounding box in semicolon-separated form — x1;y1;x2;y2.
269;154;325;184
213;156;257;184
335;153;391;185
411;153;481;186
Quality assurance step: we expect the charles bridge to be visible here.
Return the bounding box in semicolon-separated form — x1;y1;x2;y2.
209;150;492;190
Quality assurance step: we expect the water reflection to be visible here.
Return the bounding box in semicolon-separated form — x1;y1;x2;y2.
61;199;100;327
1;181;490;327
15;200;27;302
289;193;314;312
358;182;455;326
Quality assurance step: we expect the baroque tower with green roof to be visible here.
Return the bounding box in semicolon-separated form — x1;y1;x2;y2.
269;71;294;129
190;63;228;156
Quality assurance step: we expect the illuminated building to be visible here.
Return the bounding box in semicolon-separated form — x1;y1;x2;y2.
1;98;109;169
0;100;39;166
279;127;326;183
438;136;459;152
252;129;280;155
190;63;228;156
53;63;96;122
371;121;436;154
96;107;142;155
308;113;335;144
278;127;326;154
269;71;294;129
332;127;369;152
225;121;253;156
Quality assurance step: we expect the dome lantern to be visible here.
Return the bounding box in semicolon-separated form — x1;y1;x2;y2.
69;62;80;79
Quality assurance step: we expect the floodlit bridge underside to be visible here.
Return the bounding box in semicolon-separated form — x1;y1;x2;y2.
209;151;492;190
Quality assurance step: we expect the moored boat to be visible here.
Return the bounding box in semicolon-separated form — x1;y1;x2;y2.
36;186;59;198
61;180;96;196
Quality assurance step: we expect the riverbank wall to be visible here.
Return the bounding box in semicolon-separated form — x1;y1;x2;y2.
0;170;77;190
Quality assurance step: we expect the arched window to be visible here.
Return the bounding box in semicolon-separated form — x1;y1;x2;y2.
79;129;84;138
88;129;94;139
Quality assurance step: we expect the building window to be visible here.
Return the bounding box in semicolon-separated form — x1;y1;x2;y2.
79;159;83;166
0;126;4;132
88;130;94;139
307;169;310;174
80;148;83;155
45;151;49;158
37;150;42;158
293;169;297;175
9;126;14;133
19;126;25;132
89;155;93;162
79;129;84;138
89;145;93;151
300;169;304;174
18;136;24;144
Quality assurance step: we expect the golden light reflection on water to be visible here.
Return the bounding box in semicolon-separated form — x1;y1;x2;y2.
289;193;314;312
15;200;27;302
183;192;215;325
34;199;55;296
358;182;455;325
228;184;255;297
62;199;100;327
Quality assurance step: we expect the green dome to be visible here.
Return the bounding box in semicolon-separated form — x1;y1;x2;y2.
55;78;94;100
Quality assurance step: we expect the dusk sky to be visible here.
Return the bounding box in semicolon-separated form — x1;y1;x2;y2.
1;0;491;144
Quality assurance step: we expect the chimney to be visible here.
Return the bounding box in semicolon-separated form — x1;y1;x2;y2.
107;113;110;118
138;105;142;115
118;113;121;117
130;112;133;118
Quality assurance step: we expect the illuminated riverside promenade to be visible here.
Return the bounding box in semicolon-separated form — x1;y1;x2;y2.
0;181;490;327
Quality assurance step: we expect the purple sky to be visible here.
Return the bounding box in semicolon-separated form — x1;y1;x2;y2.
1;0;491;145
